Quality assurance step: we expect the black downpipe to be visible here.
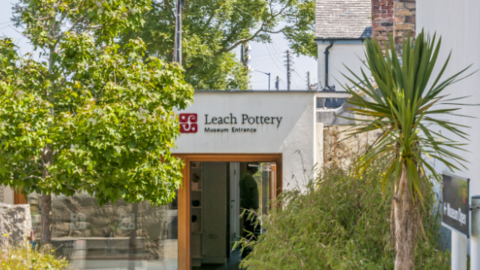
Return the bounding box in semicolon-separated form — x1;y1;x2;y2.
324;40;334;91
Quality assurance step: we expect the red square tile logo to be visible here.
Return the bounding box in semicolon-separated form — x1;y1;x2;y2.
179;113;198;133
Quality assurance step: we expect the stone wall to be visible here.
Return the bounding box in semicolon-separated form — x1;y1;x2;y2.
0;203;32;245
323;126;382;168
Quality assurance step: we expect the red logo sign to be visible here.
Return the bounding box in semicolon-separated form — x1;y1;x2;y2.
179;113;198;133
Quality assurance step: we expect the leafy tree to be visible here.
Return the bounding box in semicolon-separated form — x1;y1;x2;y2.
0;0;193;244
343;31;472;269
120;0;316;90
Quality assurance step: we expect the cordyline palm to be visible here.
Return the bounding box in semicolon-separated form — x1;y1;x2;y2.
342;30;472;269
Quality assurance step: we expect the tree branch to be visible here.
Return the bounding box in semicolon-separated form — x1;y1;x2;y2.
263;29;285;34
53;14;88;48
203;10;216;29
161;0;175;21
216;23;266;55
214;2;290;55
21;175;42;180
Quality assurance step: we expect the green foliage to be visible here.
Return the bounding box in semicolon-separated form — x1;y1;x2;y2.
342;30;472;203
0;0;193;207
239;163;450;269
120;0;316;90
0;239;69;269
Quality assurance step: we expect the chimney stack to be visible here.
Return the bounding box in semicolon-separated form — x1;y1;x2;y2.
372;0;416;55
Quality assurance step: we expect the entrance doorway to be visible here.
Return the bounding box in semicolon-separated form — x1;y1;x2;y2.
188;162;277;270
174;154;282;270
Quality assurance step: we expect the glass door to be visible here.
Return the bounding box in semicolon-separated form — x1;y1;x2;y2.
189;161;276;270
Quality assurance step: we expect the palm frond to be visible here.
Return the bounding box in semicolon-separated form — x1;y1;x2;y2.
342;29;474;205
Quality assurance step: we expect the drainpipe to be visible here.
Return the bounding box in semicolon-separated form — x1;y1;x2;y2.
324;40;334;91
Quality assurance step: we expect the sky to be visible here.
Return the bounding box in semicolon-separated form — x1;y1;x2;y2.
0;0;317;91
0;1;34;56
245;34;317;91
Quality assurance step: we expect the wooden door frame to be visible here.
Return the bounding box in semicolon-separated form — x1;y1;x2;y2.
270;164;277;209
173;153;283;270
14;188;28;204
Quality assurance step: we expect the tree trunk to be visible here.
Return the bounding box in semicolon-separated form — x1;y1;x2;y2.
40;143;54;246
393;165;418;270
129;202;139;270
40;194;52;246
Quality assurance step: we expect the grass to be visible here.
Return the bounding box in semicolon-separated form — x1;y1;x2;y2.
0;234;69;270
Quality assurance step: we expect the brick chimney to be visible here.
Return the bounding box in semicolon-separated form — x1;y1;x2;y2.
372;0;416;55
372;0;394;45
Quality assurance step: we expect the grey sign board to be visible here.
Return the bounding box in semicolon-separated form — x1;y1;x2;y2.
442;173;469;237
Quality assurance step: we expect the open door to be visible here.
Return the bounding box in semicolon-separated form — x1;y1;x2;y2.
187;159;280;270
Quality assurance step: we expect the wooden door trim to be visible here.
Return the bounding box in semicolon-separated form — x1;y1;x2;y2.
270;164;277;209
14;189;27;204
177;159;190;270
173;153;283;270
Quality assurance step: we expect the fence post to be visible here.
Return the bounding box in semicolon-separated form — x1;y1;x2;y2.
452;230;467;270
471;196;480;269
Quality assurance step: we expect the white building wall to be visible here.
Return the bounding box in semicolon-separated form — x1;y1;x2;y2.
317;42;368;90
4;186;14;204
1;186;14;204
417;0;480;200
173;92;317;189
1;92;318;204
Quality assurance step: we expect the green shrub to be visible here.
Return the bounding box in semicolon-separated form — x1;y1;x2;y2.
0;238;69;269
238;164;450;270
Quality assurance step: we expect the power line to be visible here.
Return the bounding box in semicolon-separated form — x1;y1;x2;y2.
267;44;286;67
271;42;283;55
293;64;304;80
291;76;303;90
290;67;305;89
273;43;311;90
0;25;11;31
279;78;288;90
252;45;284;90
285;50;294;90
266;43;297;89
274;43;300;89
250;63;281;69
252;50;282;57
264;44;285;72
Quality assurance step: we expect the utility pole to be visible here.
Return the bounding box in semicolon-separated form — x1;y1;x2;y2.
307;71;310;90
173;0;183;64
241;43;252;69
275;76;280;91
285;50;291;91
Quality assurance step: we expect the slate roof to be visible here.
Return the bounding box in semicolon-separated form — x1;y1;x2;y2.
315;0;372;40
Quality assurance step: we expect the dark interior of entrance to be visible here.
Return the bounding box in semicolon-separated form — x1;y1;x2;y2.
190;162;273;270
